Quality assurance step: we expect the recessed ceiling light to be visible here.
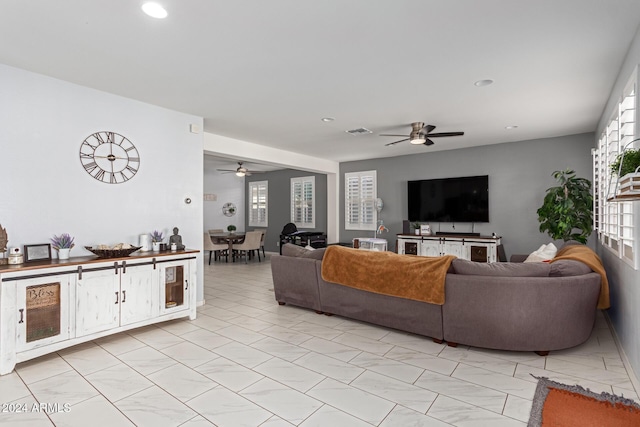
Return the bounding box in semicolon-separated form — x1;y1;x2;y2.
142;2;168;19
474;79;494;87
321;117;335;122
505;125;519;130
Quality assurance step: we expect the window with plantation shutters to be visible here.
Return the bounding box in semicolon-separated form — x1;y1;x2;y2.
345;170;377;230
291;176;315;228
248;181;268;227
592;69;637;268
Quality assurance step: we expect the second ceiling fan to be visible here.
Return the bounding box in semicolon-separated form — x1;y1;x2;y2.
381;122;464;146
216;161;265;177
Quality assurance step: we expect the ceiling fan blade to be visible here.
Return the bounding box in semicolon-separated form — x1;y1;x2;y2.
379;134;410;137
427;132;464;137
423;138;435;146
425;125;436;133
385;138;410;146
216;169;236;172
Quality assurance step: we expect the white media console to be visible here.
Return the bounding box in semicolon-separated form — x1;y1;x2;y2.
396;234;502;263
0;250;198;375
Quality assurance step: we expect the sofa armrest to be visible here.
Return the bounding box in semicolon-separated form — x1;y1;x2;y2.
271;255;322;311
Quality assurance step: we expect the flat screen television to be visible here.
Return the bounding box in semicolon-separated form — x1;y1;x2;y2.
408;175;489;222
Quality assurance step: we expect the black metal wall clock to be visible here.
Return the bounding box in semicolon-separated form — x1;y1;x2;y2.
79;131;140;184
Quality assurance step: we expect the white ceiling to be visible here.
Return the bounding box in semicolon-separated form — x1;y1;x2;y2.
2;1;640;163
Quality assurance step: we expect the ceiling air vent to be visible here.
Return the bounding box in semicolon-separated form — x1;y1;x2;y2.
345;127;372;135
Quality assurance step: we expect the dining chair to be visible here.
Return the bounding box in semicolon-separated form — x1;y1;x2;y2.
203;232;228;264
253;228;267;257
231;230;262;263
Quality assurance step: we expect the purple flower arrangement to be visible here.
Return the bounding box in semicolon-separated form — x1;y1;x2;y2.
50;233;75;250
150;230;164;243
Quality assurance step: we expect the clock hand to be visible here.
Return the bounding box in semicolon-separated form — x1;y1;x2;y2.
94;155;127;160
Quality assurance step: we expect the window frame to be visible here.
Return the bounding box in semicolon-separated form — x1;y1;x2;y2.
248;180;268;228
291;176;315;229
593;68;637;269
345;170;377;231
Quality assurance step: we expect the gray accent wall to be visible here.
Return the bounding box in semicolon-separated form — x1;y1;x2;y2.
340;133;595;258
246;169;327;253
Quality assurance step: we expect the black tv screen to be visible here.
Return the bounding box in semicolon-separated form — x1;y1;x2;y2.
408;175;489;223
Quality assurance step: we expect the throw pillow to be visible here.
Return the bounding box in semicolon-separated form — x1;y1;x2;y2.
452;259;551;277
524;243;558;263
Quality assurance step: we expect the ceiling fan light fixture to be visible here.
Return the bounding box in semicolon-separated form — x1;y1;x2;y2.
235;171;246;177
142;2;168;19
410;136;425;145
474;79;494;87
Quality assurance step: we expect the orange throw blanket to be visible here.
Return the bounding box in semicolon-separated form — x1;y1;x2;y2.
551;245;610;309
321;246;455;305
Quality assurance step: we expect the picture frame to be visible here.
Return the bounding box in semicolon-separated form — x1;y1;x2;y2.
23;244;52;262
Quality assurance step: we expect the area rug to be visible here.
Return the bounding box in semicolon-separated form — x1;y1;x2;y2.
528;376;640;426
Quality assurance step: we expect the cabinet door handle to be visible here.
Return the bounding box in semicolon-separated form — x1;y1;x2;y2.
114;262;119;275
115;291;119;304
18;308;24;324
185;280;188;290
122;290;126;303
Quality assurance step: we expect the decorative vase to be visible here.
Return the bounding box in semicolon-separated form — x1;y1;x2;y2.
139;234;150;251
152;241;160;251
58;248;70;260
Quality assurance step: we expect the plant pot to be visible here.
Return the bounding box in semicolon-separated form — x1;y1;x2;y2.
58;248;70;260
415;229;421;235
152;242;160;251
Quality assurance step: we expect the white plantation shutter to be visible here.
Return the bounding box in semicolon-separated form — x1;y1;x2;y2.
248;181;268;227
592;70;637;268
345;170;377;230
291;176;315;228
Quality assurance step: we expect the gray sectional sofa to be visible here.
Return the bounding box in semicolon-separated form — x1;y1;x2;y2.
270;243;602;354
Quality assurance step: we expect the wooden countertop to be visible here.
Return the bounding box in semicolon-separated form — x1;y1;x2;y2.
0;249;199;274
397;234;501;239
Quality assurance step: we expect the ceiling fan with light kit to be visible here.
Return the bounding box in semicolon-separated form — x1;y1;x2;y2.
381;122;464;146
216;161;265;177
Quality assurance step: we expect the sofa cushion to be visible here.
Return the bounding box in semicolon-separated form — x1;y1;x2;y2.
281;243;310;257
524;243;558;263
549;259;593;277
452;259;551;277
301;247;326;260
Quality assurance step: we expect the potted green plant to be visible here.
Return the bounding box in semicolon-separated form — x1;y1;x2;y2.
227;225;237;234
610;149;640;197
411;222;421;235
537;169;593;244
150;230;163;251
51;233;75;260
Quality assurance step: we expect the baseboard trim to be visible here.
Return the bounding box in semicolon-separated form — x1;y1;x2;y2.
197;299;205;307
604;311;640;396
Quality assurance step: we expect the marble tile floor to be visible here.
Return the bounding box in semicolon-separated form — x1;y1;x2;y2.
1;256;637;426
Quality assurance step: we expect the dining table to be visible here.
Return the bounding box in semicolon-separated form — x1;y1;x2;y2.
210;232;246;262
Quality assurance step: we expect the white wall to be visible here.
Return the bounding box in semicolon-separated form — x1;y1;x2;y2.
0;64;205;301
203;164;245;233
595;24;640;384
